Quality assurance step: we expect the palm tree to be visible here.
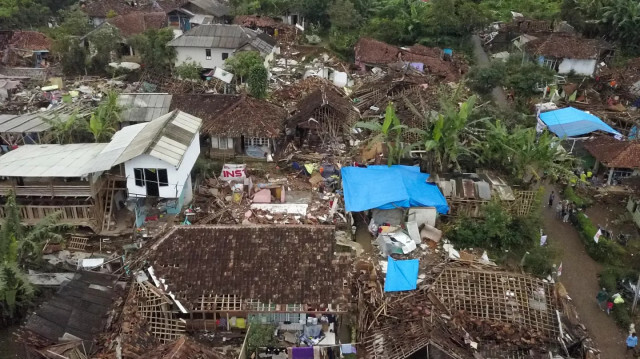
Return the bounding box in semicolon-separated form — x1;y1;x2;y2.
355;103;413;166
601;0;640;48
0;264;34;322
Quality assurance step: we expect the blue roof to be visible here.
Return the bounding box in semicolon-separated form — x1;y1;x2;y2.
538;107;621;138
384;257;419;292
341;165;449;213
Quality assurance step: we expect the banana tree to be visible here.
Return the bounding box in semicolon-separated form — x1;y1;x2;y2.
355;103;415;166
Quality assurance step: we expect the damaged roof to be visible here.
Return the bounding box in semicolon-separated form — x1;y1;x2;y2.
16;271;120;352
118;93;173;123
167;24;275;54
288;86;358;128
170;94;286;137
183;0;229;17
524;33;612;59
354;37;466;81
8;31;51;51
149;225;350;309
146;336;223;359
94;109;202;170
233;15;290;29
106;11;168;38
0;143;107;177
584;136;640;169
82;0;185;17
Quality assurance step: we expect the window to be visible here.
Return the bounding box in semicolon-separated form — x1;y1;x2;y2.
134;168;143;186
222;52;229;60
205;49;211;60
244;137;269;147
219;137;228;149
158;169;168;187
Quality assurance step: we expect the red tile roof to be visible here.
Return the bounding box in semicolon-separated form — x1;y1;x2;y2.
354;37;466;81
107;11;167;37
584;136;640;168
170;94;286;137
149;225;350;309
524;33;612;59
9;31;51;51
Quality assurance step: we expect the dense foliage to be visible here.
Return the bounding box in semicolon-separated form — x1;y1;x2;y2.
248;64;269;98
130;28;177;72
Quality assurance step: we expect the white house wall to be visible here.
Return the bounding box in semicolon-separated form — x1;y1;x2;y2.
124;135;200;199
558;58;597;76
175;46;235;69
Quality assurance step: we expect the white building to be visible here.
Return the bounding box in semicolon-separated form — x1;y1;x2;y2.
167;24;277;70
95;110;201;209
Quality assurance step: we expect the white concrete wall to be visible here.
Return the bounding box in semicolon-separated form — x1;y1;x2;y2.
174;46;234;69
124;135;200;199
558;58;597;76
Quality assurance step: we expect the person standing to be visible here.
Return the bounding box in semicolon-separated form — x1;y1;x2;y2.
596;288;608;310
555;202;562;219
607;300;614;315
548;191;555;207
627;333;638;356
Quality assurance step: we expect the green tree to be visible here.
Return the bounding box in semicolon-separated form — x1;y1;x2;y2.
328;0;361;31
467;62;506;94
0;264;34;321
355;103;414;166
50;6;92;38
225;51;263;82
131;28;176;72
504;59;555;97
89;91;123;142
0;0;50;29
86;25;122;73
601;0;640;51
175;60;202;81
248;64;268;98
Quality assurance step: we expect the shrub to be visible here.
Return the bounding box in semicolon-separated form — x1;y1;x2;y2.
523;246;557;277
564;185;593;208
598;267;620;293
612;303;632;328
467;62;505;94
574;212;626;264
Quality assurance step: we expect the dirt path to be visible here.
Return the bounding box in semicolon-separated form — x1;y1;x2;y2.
470;35;510;109
542;187;626;358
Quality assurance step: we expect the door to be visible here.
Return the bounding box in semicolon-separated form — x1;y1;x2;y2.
144;169;159;197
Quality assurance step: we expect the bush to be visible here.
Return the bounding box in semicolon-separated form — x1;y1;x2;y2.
598;267;620;293
467;62;505;94
564;185;593;208
574;212;626;264
612;303;632;328
523;246;557;277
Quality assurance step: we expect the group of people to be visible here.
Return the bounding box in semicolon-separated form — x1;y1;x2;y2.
548;191;576;223
597;288;639;356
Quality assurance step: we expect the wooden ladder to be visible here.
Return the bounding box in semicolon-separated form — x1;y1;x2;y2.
101;177;116;232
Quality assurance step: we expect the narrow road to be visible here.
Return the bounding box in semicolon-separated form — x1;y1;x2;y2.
542;187;626;358
470;35;510;109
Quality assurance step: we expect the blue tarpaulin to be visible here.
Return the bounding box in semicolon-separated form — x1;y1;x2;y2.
538;107;621;138
341;165;449;213
384;256;419;292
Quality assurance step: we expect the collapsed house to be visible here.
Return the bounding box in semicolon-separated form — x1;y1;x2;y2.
355;258;599;359
354;37;467;82
0;110;202;232
285;86;359;151
523;33;613;77
167;0;231;31
15;271;123;358
170;94;286;159
106;225;351;355
0;30;52;68
233;15;297;39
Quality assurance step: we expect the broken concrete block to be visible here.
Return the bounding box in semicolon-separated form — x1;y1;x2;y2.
253;189;272;203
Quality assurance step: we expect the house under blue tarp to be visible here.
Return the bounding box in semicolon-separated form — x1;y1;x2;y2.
384;256;419;292
341;165;449;213
538;107;621;138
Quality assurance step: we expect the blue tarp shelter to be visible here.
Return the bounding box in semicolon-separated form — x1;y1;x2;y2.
538;107;621;138
384;257;419;292
341;165;449;213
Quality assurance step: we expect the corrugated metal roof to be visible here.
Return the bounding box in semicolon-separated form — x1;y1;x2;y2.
0;143;107;177
167;24;275;52
0;104;92;134
118;93;172;123
92;110;202;171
